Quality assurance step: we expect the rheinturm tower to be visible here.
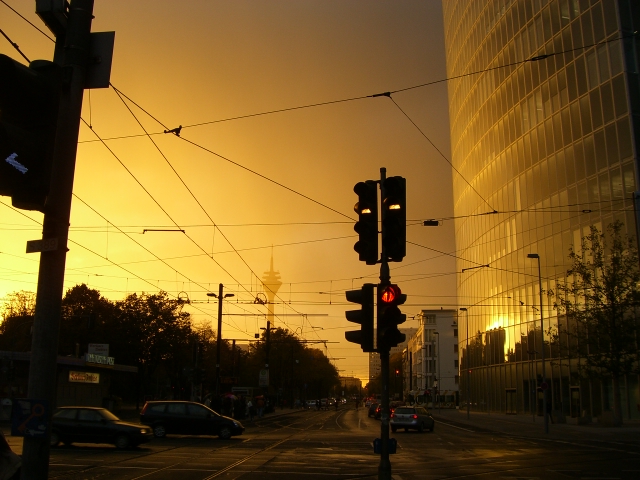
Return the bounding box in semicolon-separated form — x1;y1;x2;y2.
262;254;282;325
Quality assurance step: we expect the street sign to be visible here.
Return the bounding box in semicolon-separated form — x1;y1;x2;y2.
11;399;49;438
259;369;269;387
26;238;58;253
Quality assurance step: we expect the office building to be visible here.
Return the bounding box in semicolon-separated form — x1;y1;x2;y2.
403;310;459;406
442;0;639;419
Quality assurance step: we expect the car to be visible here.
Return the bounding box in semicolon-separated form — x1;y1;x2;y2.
390;406;434;433
367;402;379;418
50;406;153;449
140;401;244;439
306;400;317;409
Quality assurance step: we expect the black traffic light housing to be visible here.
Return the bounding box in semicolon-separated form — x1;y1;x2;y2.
0;54;61;211
377;284;407;351
382;176;406;262
353;180;378;265
344;283;375;352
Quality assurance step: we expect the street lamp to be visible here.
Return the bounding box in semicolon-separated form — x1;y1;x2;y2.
434;331;440;413
459;307;469;420
207;284;235;397
527;253;548;434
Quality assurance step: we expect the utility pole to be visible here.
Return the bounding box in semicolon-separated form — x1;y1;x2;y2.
21;2;94;478
378;167;391;480
208;284;234;397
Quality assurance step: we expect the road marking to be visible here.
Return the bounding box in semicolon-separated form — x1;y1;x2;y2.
335;410;345;429
436;420;475;432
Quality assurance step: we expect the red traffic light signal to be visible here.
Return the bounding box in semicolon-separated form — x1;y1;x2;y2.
377;283;406;351
378;284;406;306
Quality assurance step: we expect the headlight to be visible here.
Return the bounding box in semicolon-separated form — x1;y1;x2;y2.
140;428;148;434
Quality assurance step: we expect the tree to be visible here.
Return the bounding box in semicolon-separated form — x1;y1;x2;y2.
0;290;36;351
554;221;640;425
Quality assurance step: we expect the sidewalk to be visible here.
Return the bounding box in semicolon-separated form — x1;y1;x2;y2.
430;407;640;443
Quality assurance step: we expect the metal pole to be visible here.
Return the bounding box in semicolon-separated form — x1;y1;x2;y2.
378;167;391;480
216;283;224;396
460;308;470;419
528;253;548;433
536;257;549;434
22;2;94;478
435;332;440;414
379;351;391;480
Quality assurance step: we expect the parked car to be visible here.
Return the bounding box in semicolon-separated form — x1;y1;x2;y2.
306;400;317;409
50;406;153;449
367;403;379;418
140;401;244;439
390;406;435;433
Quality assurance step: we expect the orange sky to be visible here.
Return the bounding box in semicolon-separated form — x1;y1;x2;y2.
1;0;455;382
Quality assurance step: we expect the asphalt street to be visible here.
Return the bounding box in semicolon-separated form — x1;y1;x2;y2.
3;406;639;479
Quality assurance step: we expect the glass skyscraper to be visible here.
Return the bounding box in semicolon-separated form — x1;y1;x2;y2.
442;0;639;419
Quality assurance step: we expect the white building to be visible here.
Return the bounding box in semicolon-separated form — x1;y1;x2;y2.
403;309;458;406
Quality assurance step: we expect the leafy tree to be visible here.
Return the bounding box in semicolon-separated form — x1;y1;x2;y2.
554;222;640;425
113;291;194;399
0;290;36;351
59;284;116;357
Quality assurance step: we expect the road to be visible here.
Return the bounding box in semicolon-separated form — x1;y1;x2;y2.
5;407;640;479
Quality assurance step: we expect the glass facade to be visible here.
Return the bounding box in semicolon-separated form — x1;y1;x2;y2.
442;0;639;419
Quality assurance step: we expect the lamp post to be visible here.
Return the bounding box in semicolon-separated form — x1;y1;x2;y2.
459;308;469;419
434;331;440;413
527;253;548;434
207;284;234;397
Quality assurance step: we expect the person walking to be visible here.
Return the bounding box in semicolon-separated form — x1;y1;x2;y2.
246;398;254;422
256;396;265;418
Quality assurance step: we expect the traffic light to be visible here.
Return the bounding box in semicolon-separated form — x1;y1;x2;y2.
377;283;406;351
0;54;61;211
344;283;375;352
382;176;406;262
353;180;378;265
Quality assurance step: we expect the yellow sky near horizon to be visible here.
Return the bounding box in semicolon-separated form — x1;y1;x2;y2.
1;0;456;382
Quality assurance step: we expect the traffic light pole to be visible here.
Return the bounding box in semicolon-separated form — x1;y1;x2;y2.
378;167;392;480
22;1;94;478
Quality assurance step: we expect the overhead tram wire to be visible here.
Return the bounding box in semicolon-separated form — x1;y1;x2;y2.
101;94;310;332
0;202;254;335
70;194;262;326
109;83;355;224
386;95;495;213
68;33;638;146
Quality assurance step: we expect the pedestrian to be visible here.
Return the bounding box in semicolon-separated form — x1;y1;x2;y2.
257;396;265;418
246;398;254;421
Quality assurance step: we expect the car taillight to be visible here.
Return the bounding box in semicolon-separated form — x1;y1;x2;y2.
412;414;418;419
390;413;395;418
140;403;148;415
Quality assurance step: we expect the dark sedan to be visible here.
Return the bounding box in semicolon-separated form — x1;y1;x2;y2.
51;407;153;449
367;402;379;418
140;401;244;439
390;406;434;432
